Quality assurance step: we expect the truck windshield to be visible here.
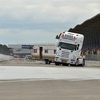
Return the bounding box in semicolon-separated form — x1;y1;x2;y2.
58;42;76;50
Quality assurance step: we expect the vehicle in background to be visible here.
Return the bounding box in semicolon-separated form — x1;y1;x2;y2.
55;31;85;66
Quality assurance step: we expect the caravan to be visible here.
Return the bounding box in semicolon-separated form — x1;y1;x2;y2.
32;44;56;64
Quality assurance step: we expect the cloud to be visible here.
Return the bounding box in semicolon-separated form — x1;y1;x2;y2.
0;0;100;44
0;28;57;44
0;0;99;24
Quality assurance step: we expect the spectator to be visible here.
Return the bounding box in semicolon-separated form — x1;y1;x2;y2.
93;49;97;55
97;48;100;55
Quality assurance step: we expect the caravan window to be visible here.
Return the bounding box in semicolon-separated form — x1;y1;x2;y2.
54;50;56;54
45;50;48;53
34;49;37;53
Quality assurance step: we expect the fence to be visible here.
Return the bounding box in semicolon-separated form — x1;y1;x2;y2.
81;49;100;61
85;55;100;61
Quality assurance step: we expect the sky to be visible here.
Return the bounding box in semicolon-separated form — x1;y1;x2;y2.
0;0;100;45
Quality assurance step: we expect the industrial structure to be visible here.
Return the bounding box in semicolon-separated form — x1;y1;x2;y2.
8;44;34;57
68;13;100;50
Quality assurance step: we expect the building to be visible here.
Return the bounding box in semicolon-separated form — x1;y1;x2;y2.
8;44;34;57
8;43;55;58
68;13;100;50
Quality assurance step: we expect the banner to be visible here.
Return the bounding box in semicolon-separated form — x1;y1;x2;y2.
22;45;34;49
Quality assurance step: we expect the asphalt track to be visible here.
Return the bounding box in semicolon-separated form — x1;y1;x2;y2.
0;59;100;100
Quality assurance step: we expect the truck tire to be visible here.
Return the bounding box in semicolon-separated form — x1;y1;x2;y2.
55;62;60;65
62;63;69;66
75;59;79;66
81;59;85;67
70;64;76;66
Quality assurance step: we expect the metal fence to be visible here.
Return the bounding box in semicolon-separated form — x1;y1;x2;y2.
84;55;100;61
81;49;100;61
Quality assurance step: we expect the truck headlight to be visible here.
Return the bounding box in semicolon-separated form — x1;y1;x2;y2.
71;59;75;62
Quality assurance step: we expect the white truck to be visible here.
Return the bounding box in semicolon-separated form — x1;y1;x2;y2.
55;31;85;66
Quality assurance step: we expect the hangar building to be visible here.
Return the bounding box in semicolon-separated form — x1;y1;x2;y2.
8;44;34;57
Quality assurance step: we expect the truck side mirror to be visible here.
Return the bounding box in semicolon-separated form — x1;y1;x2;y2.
55;35;59;39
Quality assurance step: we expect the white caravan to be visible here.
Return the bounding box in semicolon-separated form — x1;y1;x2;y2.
32;44;56;64
55;31;85;66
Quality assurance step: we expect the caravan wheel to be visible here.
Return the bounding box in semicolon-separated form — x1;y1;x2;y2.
45;59;51;64
45;59;48;64
48;61;51;64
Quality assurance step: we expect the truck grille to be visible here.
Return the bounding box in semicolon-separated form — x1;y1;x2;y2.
61;51;69;58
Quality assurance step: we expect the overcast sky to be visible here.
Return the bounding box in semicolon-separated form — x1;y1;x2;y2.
0;0;100;45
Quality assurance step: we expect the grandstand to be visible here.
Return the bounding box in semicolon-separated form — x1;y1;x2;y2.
68;13;100;51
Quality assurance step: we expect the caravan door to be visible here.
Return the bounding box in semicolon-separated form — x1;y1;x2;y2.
39;47;43;59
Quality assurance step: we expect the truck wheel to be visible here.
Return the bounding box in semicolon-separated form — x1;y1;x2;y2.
62;63;68;66
81;59;85;67
70;64;76;66
62;63;66;66
55;62;60;65
75;59;79;66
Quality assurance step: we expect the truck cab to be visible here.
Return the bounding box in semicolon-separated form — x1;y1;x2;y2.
55;31;85;66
